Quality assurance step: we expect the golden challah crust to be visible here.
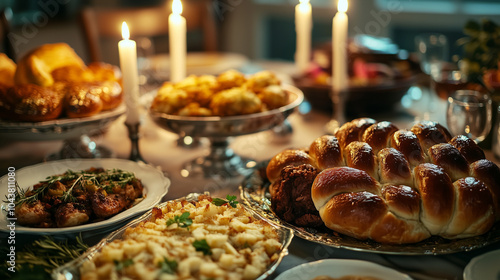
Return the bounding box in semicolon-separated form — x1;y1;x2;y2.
266;118;500;244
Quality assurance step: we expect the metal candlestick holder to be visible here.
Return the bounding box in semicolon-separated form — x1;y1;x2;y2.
324;89;347;135
125;122;146;162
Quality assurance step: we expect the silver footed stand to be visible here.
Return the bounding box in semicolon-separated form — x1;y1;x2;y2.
125;122;146;162
324;89;347;135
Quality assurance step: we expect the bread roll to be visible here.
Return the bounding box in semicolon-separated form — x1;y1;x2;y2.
377;148;412;186
311;167;380;210
442;177;494;239
64;83;104;118
344;141;378;180
0;84;64;121
309;135;343;169
335;117;376;149
15;43;85;87
266;149;316;183
362;121;399;154
428;143;469;181
413;163;454;235
411;121;451;152
0;53;16;87
469;159;500;220
449;135;486;164
390;129;426;167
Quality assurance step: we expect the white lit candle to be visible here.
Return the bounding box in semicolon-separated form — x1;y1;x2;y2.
169;0;187;82
295;0;312;74
118;22;140;125
332;0;348;92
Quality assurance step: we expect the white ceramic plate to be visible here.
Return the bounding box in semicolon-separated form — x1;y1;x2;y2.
463;249;500;280
0;158;170;235
275;259;412;280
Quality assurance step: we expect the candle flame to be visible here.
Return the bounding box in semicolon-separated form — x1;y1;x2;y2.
338;0;348;13
172;0;183;15
121;22;130;40
299;0;310;4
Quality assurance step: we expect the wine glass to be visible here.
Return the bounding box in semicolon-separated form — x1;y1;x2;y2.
446;90;492;143
415;33;448;79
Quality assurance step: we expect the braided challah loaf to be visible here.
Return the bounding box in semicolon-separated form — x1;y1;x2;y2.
266;118;500;244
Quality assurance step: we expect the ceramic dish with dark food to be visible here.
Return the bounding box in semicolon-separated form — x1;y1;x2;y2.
53;193;293;280
240;118;500;255
0;159;170;235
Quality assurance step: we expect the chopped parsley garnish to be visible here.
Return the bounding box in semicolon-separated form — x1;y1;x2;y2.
166;212;193;230
114;259;134;270
212;195;239;208
192;239;212;255
158;257;178;274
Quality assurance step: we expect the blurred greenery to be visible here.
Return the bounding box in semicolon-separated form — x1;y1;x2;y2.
458;18;500;84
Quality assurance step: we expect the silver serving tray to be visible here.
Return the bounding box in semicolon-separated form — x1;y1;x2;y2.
52;192;294;280
239;161;500;255
0;104;125;141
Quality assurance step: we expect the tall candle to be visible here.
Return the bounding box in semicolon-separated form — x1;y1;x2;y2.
169;0;187;83
332;0;348;93
295;0;312;74
118;22;140;125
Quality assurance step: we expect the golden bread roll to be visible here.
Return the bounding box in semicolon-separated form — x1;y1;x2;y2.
390;129;426;167
0;53;16;87
266;149;315;184
428;143;469;181
443;177;494;239
0;84;64;121
267;119;500;244
63;83;104;118
309;135;344;170
410;120;451;152
449;135;486;164
15;43;85;86
377;148;412;186
344;141;378;180
335;117;376;149
413;163;454;235
469;159;500;220
361;121;399;154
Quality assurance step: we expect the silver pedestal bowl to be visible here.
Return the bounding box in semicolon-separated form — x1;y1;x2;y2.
149;84;304;179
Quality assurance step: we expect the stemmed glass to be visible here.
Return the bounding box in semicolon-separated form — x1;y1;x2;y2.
446;90;493;143
415;33;448;79
412;33;448;121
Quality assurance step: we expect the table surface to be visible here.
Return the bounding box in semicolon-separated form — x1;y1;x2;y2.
1;65;499;280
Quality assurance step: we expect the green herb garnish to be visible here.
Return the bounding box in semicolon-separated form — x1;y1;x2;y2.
8;168;136;206
0;234;88;277
114;259;134;271
192;239;212;255
158;257;177;274
166;212;193;230
212;195;239;208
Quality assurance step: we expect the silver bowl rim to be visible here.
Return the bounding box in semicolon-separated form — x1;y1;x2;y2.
148;83;304;123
